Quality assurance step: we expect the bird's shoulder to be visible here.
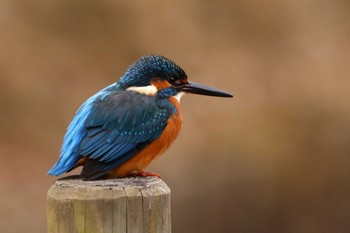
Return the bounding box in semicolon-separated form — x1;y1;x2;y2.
85;88;176;130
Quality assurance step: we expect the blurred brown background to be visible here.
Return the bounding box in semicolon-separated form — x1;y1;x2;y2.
1;0;350;233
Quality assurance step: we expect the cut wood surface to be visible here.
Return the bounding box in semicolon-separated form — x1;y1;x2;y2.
47;176;171;233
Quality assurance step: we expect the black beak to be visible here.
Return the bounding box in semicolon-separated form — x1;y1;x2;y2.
179;81;233;98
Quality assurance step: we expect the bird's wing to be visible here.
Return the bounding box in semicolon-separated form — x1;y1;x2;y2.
48;87;173;179
79;90;172;179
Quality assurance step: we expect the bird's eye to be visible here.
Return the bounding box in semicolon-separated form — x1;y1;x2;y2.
169;77;178;84
175;80;182;85
169;76;186;86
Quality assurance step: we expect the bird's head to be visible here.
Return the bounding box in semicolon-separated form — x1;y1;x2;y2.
117;55;233;99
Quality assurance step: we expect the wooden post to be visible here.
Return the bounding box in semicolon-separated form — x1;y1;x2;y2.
47;176;171;233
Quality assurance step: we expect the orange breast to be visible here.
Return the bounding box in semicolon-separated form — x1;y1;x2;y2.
108;96;183;178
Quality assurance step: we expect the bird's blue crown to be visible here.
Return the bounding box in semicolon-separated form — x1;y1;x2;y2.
117;55;187;88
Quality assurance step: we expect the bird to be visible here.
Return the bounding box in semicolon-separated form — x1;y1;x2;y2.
48;55;233;180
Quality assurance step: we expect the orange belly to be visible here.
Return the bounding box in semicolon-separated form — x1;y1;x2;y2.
108;97;183;178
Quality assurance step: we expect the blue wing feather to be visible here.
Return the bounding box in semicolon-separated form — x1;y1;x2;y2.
48;84;175;179
86;126;105;137
102;143;138;162
80;131;108;154
89;142;115;158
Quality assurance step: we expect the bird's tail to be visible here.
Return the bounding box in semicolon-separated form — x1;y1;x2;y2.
48;160;69;176
48;155;78;176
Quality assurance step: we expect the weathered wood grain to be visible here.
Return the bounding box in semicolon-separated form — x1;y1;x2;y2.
47;176;171;233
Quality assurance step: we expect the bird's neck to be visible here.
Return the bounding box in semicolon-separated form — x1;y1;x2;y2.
157;86;177;98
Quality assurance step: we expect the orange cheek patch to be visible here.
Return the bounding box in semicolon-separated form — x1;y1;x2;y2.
151;80;171;90
180;78;188;84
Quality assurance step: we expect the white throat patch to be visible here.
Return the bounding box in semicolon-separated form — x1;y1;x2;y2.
126;85;158;96
175;92;185;102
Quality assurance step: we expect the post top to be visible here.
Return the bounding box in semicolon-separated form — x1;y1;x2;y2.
54;176;166;189
48;176;170;200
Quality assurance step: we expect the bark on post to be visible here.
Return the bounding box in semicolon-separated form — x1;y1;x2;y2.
47;176;171;233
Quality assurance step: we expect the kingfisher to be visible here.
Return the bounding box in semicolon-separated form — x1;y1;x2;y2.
48;55;232;180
